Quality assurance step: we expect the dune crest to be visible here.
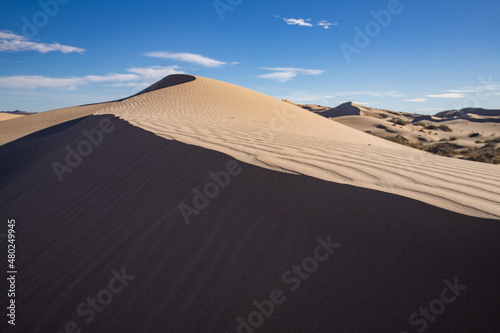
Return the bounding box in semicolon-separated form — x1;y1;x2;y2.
96;75;500;219
134;74;196;96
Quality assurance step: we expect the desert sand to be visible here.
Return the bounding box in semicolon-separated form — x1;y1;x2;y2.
1;75;500;332
0;103;114;145
0;113;25;122
95;75;500;219
289;101;500;158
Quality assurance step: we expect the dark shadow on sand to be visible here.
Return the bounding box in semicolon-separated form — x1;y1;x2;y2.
1;115;500;332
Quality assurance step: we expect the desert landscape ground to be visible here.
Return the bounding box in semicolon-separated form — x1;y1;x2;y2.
0;113;26;122
286;101;500;164
1;75;500;332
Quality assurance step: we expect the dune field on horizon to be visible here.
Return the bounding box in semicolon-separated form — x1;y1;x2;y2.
1;74;500;332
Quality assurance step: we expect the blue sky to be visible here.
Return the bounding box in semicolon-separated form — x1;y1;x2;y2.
0;0;499;113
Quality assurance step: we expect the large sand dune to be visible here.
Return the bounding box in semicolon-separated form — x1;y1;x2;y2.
1;114;500;332
95;75;500;219
1;75;500;332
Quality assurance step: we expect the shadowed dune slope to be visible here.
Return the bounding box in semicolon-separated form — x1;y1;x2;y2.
134;74;196;96
1;116;500;332
95;75;500;219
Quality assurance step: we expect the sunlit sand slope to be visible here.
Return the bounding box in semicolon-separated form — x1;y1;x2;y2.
96;75;500;219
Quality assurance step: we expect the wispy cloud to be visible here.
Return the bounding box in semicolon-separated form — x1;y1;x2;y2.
317;20;338;30
426;84;500;100
259;71;297;82
283;18;313;27
447;89;474;93
0;66;183;90
83;73;139;83
0;30;85;54
427;93;466;99
418;108;443;113
259;67;324;82
144;51;238;68
352;101;376;106
460;83;500;92
264;67;324;75
279;17;338;29
0;76;84;89
288;96;335;103
327;91;403;98
404;98;426;102
284;91;403;103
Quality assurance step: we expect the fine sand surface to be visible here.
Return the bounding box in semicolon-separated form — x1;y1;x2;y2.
1;114;500;332
333;113;500;148
95;75;500;219
0;113;25;122
289;101;500;152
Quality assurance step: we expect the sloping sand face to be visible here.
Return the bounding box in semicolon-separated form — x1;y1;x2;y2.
96;75;500;219
1;115;500;332
0;113;25;122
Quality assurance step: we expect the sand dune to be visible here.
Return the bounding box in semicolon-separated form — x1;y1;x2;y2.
95;75;500;219
291;101;500;161
0;103;114;146
1;75;500;332
1;113;500;332
0;113;25;122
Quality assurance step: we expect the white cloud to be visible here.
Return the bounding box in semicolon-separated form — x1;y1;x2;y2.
427;93;466;99
283;18;313;27
352;101;375;106
447;89;474;93
317;20;338;30
282;90;403;103
0;31;24;40
461;83;500;92
281;93;335;103
289;96;334;103
83;73;140;83
0;76;84;89
330;91;403;98
259;67;324;82
263;67;324;76
0;30;85;54
418;108;443;112
404;98;426;102
0;66;184;90
479;85;500;91
259;72;297;83
144;51;237;68
426;85;500;99
280;18;337;29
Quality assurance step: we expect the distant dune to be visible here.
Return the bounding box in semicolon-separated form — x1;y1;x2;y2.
0;103;114;145
0;113;24;122
1;75;500;332
0;110;34;122
289;100;500;164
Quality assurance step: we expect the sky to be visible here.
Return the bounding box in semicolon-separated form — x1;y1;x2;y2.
0;0;499;113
